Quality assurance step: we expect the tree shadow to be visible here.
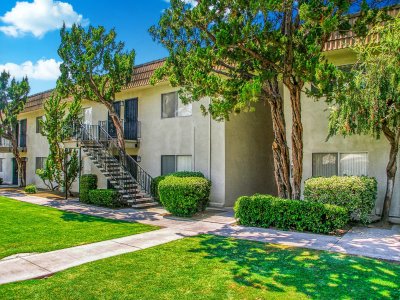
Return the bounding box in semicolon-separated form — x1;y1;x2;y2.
190;235;400;299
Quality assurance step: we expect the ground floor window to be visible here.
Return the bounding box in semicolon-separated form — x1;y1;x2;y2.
161;155;192;175
35;157;46;171
0;158;3;172
312;152;368;177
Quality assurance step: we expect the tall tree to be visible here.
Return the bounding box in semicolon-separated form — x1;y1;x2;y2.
57;24;135;152
0;71;30;186
150;0;379;199
326;17;400;223
39;93;81;196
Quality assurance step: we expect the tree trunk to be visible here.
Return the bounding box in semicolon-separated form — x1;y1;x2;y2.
263;79;292;199
10;136;25;187
287;83;304;199
104;101;126;152
382;126;399;223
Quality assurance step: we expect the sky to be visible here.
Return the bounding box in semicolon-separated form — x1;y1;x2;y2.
0;0;172;94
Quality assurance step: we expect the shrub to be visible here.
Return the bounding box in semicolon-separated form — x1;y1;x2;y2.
234;194;349;234
304;176;377;223
24;184;37;194
79;174;97;203
0;177;3;185
158;176;211;217
152;171;205;200
88;189;123;208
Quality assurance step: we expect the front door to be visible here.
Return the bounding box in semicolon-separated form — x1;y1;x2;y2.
124;98;138;140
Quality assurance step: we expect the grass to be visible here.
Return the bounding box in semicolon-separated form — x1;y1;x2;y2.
1;235;399;299
0;196;157;259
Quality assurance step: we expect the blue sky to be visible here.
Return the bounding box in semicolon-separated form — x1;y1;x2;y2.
0;0;171;94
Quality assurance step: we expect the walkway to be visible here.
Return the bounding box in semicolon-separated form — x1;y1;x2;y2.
0;191;399;285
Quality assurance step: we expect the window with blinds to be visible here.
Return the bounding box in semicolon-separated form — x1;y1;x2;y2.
161;92;192;118
312;153;338;177
35;157;46;171
161;155;192;175
339;153;368;176
312;152;368;177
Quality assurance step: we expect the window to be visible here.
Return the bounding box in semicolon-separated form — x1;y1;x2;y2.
36;116;44;134
339;153;368;176
35;157;46;171
161;155;192;175
312;153;338;177
0;158;3;172
312;152;368;177
161;92;192;118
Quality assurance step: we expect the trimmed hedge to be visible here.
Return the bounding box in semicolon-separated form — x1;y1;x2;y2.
152;171;205;200
234;194;349;234
88;189;123;208
304;176;377;223
79;174;97;203
158;176;211;217
24;184;37;194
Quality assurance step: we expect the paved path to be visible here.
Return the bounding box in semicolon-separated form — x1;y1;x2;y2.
1;191;399;285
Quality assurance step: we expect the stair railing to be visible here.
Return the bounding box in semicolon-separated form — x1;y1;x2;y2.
77;122;154;198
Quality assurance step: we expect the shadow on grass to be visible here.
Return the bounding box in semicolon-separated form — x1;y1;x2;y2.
59;211;136;224
190;235;400;299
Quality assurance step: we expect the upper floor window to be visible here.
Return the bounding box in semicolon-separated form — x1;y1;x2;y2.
312;152;368;177
36;116;44;134
161;92;192;118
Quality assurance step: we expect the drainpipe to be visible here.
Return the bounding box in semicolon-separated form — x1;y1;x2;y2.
208;98;212;180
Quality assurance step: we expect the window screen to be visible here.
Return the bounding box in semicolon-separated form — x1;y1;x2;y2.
161;155;176;175
35;157;46;171
312;153;338;177
339;153;368;176
161;92;178;118
36;116;43;134
161;155;192;175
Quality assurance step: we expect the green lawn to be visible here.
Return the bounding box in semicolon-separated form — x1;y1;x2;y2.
1;235;399;299
0;196;157;259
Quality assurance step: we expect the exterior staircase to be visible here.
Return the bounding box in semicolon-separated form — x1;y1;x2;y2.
78;123;157;209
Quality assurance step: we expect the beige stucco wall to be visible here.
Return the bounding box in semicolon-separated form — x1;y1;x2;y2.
0;153;14;184
284;49;400;223
224;101;277;206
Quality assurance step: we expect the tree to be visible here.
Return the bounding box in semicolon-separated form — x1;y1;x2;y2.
326;17;400;223
57;24;135;152
38;93;81;196
0;71;30;186
150;0;381;199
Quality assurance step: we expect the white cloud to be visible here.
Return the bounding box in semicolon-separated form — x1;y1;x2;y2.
0;0;89;38
0;59;61;80
164;0;198;7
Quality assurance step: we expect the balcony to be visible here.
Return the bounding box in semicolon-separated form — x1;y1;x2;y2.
99;120;141;148
0;138;12;153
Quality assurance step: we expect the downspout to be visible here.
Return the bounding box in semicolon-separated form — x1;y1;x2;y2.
209;98;212;181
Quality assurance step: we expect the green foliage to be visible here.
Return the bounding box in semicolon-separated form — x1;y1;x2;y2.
152;171;205;200
0;178;3;185
234;194;349;234
304;176;377;224
24;184;37;194
0;71;30;186
57;23;135;150
158;176;211;217
79;174;98;203
88;189;123;208
40;94;81;195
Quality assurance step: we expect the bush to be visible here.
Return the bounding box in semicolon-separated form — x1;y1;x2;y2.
0;177;3;185
152;171;205;200
24;184;37;194
88;189;123;208
304;176;377;223
234;194;349;234
79;174;97;203
158;176;211;217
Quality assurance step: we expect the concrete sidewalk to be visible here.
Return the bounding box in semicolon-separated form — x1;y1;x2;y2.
0;191;399;285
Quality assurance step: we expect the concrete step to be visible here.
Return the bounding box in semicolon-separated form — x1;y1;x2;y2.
130;202;158;209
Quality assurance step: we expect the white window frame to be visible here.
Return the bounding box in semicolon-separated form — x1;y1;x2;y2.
312;151;369;177
161;155;193;175
161;91;192;119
